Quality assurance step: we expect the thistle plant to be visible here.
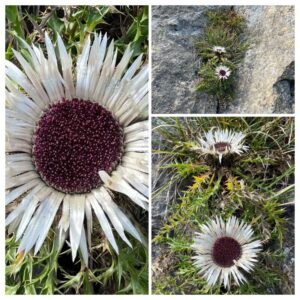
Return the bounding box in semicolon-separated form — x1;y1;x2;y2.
195;8;249;112
5;5;149;295
152;117;294;294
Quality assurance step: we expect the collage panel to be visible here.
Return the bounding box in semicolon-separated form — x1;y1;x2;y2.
5;5;149;295
152;6;294;114
152;117;294;294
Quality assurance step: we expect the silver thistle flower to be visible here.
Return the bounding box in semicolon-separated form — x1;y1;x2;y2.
6;32;149;265
215;65;231;79
195;128;248;163
192;216;262;289
213;46;226;54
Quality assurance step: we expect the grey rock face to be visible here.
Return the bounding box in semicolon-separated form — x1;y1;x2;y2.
280;205;295;294
151;6;218;114
273;62;295;113
152;5;294;114
227;6;295;114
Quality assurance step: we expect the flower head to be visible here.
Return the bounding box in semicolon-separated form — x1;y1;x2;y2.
196;128;248;163
213;46;226;54
192;216;262;289
6;32;149;265
215;65;231;79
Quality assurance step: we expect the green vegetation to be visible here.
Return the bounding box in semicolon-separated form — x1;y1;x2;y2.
195;8;249;111
5;5;148;295
6;5;148;62
152;117;294;294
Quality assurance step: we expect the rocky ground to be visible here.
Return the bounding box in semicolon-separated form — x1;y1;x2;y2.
151;6;294;114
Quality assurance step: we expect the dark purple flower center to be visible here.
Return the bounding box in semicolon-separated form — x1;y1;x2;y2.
32;99;123;194
210;142;231;152
219;69;227;76
212;237;242;268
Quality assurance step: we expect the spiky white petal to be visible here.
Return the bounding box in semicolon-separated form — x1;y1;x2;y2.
34;192;65;254
79;228;89;266
57;34;75;99
16;186;52;240
85;199;93;250
99;170;148;210
69;195;86;260
88;193;119;254
18;190;63;254
93;188;132;248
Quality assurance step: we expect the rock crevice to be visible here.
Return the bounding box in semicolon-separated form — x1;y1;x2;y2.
152;5;294;114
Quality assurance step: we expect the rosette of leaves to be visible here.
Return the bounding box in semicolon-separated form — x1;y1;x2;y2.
152;117;294;295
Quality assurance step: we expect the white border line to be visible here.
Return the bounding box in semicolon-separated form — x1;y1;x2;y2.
148;4;152;296
1;0;298;298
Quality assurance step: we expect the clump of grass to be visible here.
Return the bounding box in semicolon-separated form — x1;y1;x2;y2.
5;5;148;295
5;5;148;62
194;8;249;112
152;117;294;295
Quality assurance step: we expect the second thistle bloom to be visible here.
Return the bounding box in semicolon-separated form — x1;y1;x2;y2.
192;216;262;289
196;128;248;163
213;46;226;54
215;65;231;80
